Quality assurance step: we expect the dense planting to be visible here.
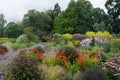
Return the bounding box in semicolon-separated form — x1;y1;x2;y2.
1;31;119;80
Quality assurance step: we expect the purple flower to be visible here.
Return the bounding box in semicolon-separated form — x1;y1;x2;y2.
80;38;92;47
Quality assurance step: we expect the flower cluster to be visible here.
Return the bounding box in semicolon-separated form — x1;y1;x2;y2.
56;50;67;64
56;47;78;64
19;46;45;61
0;46;7;55
105;56;120;76
0;47;5;55
80;38;92;47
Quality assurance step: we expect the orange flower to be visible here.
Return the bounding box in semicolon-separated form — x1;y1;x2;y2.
0;48;5;55
37;53;44;61
61;50;65;55
77;57;84;66
77;51;85;66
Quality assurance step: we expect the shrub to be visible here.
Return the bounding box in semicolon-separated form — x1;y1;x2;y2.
81;67;109;80
86;31;95;38
19;46;45;61
60;33;72;40
40;65;73;80
80;38;92;47
72;34;87;41
42;55;58;66
105;56;120;80
9;38;16;43
0;38;10;44
16;34;29;43
56;47;78;64
73;71;81;80
7;54;41;80
11;43;27;50
102;40;120;53
102;31;112;38
38;31;53;42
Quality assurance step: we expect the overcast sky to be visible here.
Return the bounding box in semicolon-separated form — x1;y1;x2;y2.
0;0;107;23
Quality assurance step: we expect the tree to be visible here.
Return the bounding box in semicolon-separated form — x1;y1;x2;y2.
53;0;94;34
45;3;61;32
4;22;22;38
53;3;61;17
23;9;51;34
92;21;106;32
91;8;110;28
0;14;7;37
105;0;120;33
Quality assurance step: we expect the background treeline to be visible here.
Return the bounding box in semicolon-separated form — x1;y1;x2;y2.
0;0;120;38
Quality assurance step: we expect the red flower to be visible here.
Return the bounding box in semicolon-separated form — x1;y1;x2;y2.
0;48;5;55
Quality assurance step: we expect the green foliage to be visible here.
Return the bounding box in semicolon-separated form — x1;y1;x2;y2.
92;46;103;53
102;40;120;53
53;3;61;17
82;56;97;69
0;14;7;37
92;21;106;32
53;0;94;33
40;65;73;80
4;22;22;38
7;54;41;80
11;42;35;50
16;34;29;43
67;41;75;48
65;62;80;72
11;43;27;50
61;33;72;40
0;38;10;44
86;31;95;38
23;9;51;34
95;31;103;37
42;56;58;66
23;27;34;34
105;0;120;33
86;31;112;38
9;38;16;43
103;31;112;38
38;31;53;42
16;33;38;44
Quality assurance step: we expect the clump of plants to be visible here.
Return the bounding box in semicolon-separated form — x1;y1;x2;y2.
19;46;45;61
102;40;120;53
72;34;87;46
38;31;54;42
81;67;109;80
0;46;8;55
40;65;73;80
56;47;78;64
7;54;41;80
105;56;120;80
16;34;29;43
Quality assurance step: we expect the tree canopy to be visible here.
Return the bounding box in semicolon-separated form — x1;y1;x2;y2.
53;0;109;34
4;22;22;38
0;14;7;37
105;0;120;33
23;9;51;34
